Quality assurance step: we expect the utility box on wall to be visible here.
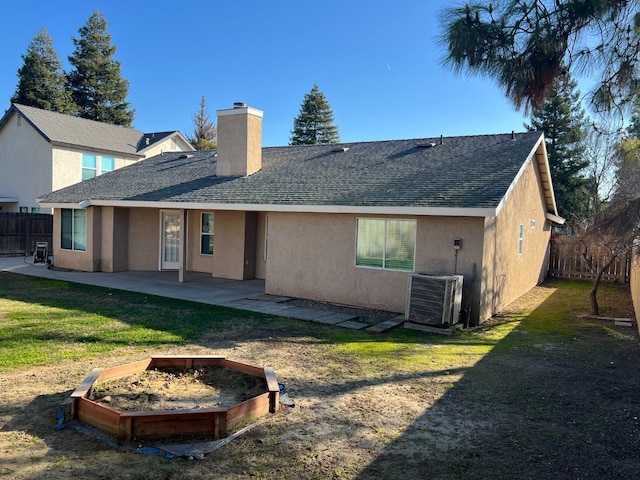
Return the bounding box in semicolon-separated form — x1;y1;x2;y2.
405;273;463;326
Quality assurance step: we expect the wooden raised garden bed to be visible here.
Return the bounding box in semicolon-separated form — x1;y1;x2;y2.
68;355;280;441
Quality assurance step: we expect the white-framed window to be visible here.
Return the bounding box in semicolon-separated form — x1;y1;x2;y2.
518;224;524;255
200;212;214;255
101;156;115;173
82;153;97;180
530;219;536;229
61;209;87;251
82;153;116;179
356;218;416;271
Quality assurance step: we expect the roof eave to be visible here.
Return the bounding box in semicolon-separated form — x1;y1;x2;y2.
37;198;499;217
546;212;566;225
50;140;144;159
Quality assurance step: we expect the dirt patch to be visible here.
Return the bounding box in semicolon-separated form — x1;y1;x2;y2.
1;280;639;480
89;367;267;411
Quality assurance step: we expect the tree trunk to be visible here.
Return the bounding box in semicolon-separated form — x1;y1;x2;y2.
589;254;618;316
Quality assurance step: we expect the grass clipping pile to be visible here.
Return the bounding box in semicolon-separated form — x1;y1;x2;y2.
90;366;267;412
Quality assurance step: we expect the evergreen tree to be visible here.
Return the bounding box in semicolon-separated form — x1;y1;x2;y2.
290;84;339;145
187;96;217;150
67;10;134;126
526;72;589;219
441;1;639;113
11;27;76;113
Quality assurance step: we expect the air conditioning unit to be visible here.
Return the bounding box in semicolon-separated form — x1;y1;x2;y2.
405;273;463;326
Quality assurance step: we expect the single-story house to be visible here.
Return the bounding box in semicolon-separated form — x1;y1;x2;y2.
38;104;563;324
0;103;194;213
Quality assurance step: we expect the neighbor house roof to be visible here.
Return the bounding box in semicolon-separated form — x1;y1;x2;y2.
0;104;192;157
38;131;559;218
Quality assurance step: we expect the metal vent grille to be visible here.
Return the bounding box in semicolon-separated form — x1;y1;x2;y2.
405;274;463;326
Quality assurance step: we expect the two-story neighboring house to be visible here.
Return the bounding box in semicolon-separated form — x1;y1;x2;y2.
0;103;194;213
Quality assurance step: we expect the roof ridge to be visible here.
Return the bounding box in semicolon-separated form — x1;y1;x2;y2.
265;131;539;150
12;103;143;134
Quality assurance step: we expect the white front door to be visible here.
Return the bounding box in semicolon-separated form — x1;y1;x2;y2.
161;210;180;270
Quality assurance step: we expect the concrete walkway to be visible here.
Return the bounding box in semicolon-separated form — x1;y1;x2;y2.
0;256;400;332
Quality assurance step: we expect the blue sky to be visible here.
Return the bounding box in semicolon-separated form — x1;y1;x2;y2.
0;1;536;146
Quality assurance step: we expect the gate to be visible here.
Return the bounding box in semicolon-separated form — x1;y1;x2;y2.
0;213;53;256
549;234;630;282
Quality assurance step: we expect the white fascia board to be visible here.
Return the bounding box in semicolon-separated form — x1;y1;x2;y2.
39;199;498;217
546;212;566;225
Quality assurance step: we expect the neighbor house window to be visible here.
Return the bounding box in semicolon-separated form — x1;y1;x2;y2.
31;207;40;213
61;209;87;251
518;224;524;255
200;212;214;255
101;156;115;173
356;218;416;271
82;153;97;180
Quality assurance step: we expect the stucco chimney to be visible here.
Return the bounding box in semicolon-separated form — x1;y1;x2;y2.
216;103;263;177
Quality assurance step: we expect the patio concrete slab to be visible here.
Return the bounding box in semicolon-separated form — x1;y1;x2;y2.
0;256;394;333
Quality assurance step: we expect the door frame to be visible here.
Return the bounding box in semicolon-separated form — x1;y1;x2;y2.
159;209;181;270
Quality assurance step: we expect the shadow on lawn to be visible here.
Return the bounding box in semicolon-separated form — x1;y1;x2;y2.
357;286;640;480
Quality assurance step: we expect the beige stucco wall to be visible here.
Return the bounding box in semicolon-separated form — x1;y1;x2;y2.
99;206;130;272
52;148;139;193
140;135;192;158
255;213;267;279
481;153;552;320
216;108;262;177
264;212;485;314
186;210;266;280
186;210;215;274
51;206;101;271
127;208;161;270
0;111;52;212
208;210;254;280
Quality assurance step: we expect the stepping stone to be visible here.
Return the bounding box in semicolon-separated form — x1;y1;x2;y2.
313;313;357;325
366;319;404;333
336;320;369;330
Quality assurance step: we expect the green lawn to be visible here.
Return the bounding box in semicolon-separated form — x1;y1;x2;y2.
0;272;638;479
0;272;633;373
0;273;268;371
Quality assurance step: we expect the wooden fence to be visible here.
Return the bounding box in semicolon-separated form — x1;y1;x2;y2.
0;213;53;257
549;234;630;282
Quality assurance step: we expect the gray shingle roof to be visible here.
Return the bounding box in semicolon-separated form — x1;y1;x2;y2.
3;104;178;156
38;131;544;211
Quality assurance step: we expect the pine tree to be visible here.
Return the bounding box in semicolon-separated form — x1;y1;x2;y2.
441;1;639;113
526;72;589;219
67;10;134;126
187;96;217;150
290;84;339;145
11;27;76;114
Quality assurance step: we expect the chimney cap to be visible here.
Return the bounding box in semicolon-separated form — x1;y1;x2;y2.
233;102;247;108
